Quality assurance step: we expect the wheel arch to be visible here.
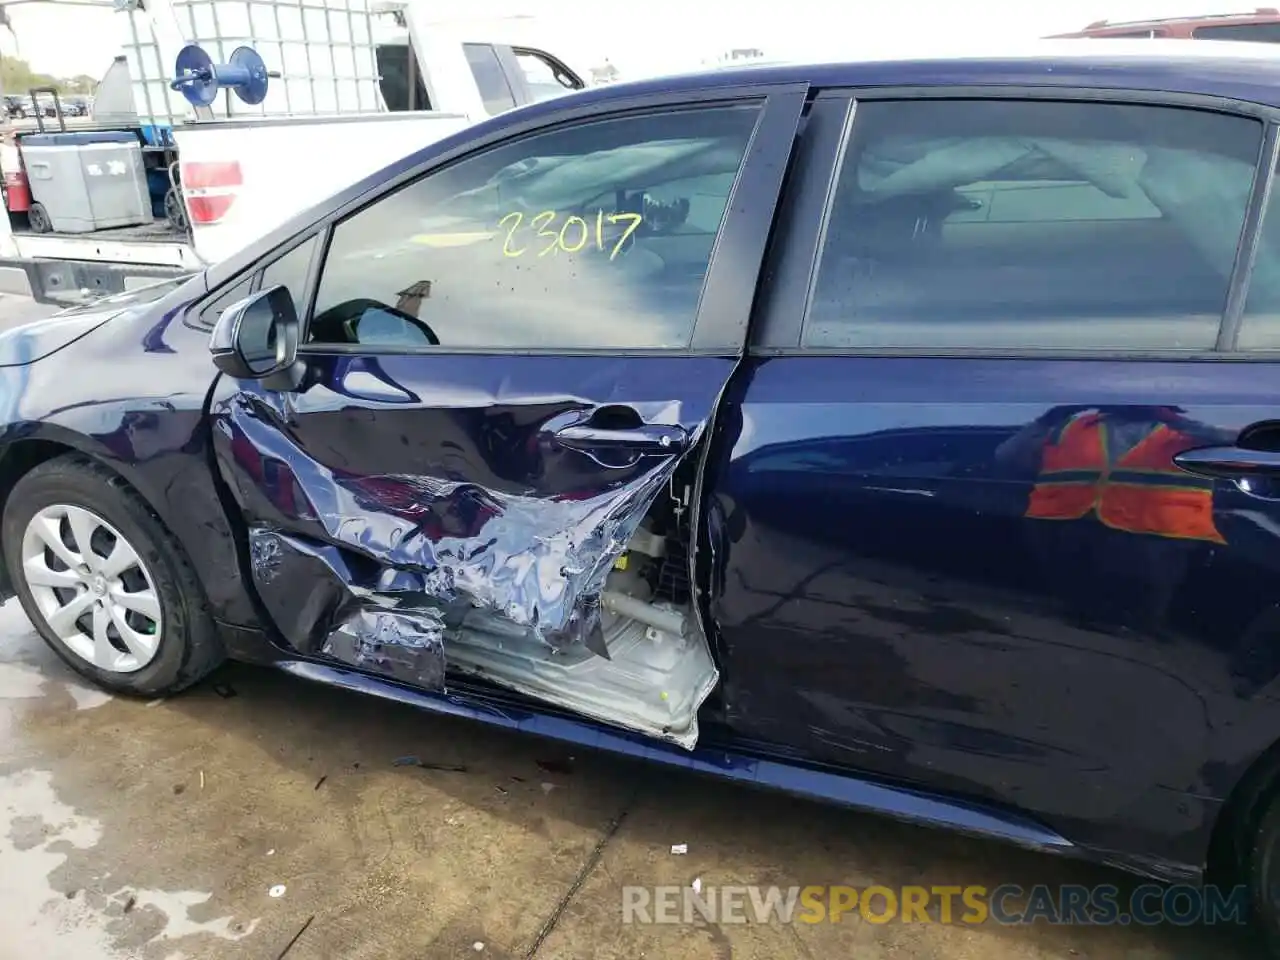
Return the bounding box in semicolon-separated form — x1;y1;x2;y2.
0;417;266;631
0;435;83;594
1208;735;1280;888
0;426;184;597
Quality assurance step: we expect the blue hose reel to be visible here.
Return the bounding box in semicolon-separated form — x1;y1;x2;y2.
170;43;278;107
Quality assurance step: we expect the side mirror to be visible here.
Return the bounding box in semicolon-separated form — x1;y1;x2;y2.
209;284;304;389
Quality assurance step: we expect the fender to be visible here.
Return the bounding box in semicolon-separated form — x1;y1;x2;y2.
0;283;262;628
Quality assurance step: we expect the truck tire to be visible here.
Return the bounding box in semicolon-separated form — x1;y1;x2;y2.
27;202;50;234
2;454;224;697
164;186;187;230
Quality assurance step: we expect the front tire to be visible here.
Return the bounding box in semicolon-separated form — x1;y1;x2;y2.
2;454;223;696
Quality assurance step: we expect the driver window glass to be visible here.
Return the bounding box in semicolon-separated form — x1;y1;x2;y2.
308;103;763;350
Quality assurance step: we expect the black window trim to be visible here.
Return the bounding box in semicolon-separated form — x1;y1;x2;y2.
183;230;324;333
747;93;855;351
289;82;808;358
752;84;1280;362
1221;122;1280;352
510;45;587;94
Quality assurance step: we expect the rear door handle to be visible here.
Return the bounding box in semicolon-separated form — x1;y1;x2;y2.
1173;445;1280;479
554;423;687;454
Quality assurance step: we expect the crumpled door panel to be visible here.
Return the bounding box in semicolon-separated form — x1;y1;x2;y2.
248;527;446;691
209;354;736;746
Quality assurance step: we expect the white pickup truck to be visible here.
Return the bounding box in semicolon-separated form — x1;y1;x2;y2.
0;3;586;305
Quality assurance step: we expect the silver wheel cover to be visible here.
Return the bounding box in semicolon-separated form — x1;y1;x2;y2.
20;503;162;673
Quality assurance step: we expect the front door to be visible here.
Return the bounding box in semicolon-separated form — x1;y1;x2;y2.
711;89;1280;865
209;86;805;748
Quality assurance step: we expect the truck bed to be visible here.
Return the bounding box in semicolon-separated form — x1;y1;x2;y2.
14;218;186;244
8;214;203;283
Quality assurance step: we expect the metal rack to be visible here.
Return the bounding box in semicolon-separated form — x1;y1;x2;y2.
115;0;385;129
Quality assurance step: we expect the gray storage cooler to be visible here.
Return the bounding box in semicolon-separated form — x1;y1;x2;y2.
22;131;151;233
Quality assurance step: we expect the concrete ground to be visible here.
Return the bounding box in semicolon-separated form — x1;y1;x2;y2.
0;600;1264;960
0;296;1265;959
0;291;68;326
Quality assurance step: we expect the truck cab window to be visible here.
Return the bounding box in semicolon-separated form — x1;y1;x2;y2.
804;99;1261;351
307;104;763;350
462;43;517;115
515;48;583;103
375;43;431;111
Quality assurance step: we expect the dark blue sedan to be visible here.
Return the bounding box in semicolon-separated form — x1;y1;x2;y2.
6;40;1280;944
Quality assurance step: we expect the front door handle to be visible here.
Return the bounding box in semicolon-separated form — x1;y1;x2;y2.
554;422;687;454
1173;445;1280;479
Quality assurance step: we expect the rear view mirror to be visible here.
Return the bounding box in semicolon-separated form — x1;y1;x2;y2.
208;284;303;388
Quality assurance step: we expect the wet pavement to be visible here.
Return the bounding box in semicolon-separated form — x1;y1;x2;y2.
0;595;1265;960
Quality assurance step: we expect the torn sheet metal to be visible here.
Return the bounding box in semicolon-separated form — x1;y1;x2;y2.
222;391;687;654
247;528;446;691
212;366;731;747
247;528;357;653
322;607;446;691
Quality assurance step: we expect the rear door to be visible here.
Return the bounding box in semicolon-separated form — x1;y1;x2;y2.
209;84;805;746
708;89;1280;863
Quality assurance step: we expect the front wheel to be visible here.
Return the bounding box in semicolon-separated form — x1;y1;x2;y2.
2;454;224;696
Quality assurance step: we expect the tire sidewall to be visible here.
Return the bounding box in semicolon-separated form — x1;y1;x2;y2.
3;461;194;694
28;203;49;234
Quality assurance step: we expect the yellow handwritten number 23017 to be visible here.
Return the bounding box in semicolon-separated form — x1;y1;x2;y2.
499;210;643;260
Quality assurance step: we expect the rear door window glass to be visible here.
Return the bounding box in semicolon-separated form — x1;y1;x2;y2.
803;99;1261;351
1232;154;1280;349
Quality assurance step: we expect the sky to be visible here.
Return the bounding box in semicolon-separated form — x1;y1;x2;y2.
0;0;1273;82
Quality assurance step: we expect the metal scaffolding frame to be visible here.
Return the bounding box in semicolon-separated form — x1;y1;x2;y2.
0;0;385;123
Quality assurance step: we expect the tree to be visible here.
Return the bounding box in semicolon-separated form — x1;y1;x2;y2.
63;74;97;94
0;56;93;97
0;56;56;96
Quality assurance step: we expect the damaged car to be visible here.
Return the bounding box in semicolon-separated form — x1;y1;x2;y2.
13;44;1280;944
